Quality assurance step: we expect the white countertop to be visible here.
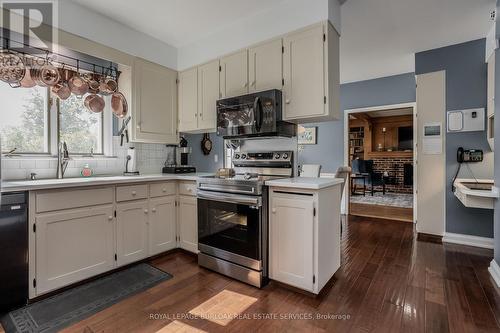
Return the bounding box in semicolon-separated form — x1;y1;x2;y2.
453;178;499;198
1;173;213;193
265;177;344;190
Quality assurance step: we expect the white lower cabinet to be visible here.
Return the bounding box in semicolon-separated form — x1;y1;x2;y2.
149;196;177;255
116;200;149;266
269;193;315;292
269;185;342;294
32;181;198;297
35;205;115;295
177;195;198;253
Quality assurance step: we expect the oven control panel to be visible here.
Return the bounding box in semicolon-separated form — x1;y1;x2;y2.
233;151;293;168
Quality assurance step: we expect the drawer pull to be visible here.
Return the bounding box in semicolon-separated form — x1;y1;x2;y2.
152;208;157;213
144;209;149;214
162;188;167;192
108;216;113;221
272;208;276;214
132;191;137;196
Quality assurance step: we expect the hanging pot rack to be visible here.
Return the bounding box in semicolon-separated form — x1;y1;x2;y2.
0;36;120;80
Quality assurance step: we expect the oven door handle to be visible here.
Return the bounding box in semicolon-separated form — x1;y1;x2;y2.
197;190;262;206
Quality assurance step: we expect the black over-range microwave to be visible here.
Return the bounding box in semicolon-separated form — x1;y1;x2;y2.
216;89;296;139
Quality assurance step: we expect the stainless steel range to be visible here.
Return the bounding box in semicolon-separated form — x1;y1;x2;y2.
197;150;293;288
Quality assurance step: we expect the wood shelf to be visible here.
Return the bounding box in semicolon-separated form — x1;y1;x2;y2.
367;151;413;158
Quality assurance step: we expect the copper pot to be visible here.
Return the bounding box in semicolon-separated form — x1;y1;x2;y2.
51;81;71;100
111;91;128;118
20;66;36;88
84;94;105;113
99;77;118;95
0;51;26;87
68;72;89;96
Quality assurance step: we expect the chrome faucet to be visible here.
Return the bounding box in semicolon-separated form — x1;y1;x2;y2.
56;142;70;179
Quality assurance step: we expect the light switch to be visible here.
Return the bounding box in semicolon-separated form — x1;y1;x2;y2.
214;154;218;163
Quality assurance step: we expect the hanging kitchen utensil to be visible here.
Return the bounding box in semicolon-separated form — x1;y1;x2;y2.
201;133;213;155
0;51;25;87
84;94;105;113
19;63;36;88
111;91;128;118
68;61;89;96
51;67;71;100
118;116;131;146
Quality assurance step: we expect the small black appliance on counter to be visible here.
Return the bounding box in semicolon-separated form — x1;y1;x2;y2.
162;137;196;174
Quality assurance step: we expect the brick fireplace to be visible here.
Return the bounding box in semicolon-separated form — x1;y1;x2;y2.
372;156;413;194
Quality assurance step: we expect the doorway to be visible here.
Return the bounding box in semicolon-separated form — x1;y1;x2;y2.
343;103;417;223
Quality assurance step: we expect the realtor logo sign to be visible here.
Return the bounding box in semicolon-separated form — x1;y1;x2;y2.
1;0;58;53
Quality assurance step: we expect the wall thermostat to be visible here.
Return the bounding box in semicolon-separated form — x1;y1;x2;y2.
447;108;485;133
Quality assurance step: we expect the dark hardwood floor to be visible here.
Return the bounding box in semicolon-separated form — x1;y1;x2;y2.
350;202;413;222
18;215;500;333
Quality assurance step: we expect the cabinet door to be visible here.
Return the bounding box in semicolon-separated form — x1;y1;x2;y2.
283;24;326;120
178;67;198;132
133;58;178;143
35;206;114;295
220;50;248;98
178;195;198;253
116;200;149;266
270;193;314;291
149;196;177;255
249;38;283;92
198;60;220;131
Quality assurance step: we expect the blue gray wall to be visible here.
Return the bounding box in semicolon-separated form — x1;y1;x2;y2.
415;39;494;238
495;47;500;263
182;133;224;172
297;72;416;172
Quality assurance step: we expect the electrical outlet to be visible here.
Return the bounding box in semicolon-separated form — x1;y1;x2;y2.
214;154;218;163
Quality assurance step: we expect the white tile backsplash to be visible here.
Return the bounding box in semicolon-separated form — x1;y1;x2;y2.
1;137;169;180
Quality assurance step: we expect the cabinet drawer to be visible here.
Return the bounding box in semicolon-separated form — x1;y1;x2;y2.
116;184;148;202
178;181;197;196
36;187;114;213
150;182;176;197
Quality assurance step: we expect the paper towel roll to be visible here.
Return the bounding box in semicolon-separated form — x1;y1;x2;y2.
127;147;138;173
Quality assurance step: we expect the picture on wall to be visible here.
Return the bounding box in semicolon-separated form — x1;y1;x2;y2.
298;126;318;145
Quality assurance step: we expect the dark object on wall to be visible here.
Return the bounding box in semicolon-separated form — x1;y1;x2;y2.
404;163;413;186
201;133;213;155
398;126;413;150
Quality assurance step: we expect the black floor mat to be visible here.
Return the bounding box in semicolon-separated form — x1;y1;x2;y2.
1;263;172;333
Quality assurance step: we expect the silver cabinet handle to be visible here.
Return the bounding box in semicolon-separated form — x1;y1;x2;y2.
162;188;167;192
250;81;255;86
108;215;114;220
272;208;276;214
144;209;148;214
132;191;137;196
243;82;248;88
285;99;291;104
152;208;157;213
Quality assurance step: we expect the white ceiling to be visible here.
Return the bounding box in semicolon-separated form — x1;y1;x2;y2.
71;0;495;83
70;0;287;48
340;0;495;82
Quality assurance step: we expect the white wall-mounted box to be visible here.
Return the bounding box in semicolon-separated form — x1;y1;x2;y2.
447;108;485;133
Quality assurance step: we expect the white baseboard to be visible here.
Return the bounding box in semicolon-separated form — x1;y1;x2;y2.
442;232;494;249
489;260;500;288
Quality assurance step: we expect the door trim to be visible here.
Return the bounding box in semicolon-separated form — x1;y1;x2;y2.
343;102;417;224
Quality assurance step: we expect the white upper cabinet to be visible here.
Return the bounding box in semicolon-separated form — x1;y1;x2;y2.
132;57;178;144
220;50;249;98
178;67;199;132
249;38;283;93
198;60;220;131
178;60;219;133
283;22;340;123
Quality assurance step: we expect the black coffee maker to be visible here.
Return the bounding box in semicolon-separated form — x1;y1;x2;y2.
162;136;196;174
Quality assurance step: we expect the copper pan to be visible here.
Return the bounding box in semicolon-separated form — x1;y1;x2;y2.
84;94;105;113
68;72;89;96
111;91;128;118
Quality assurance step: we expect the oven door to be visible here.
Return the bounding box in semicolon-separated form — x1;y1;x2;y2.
197;190;263;270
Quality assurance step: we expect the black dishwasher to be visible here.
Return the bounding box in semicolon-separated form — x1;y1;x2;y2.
0;192;28;312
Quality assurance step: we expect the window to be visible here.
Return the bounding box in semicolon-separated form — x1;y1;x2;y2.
58;95;104;155
0;82;112;156
0;84;49;153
